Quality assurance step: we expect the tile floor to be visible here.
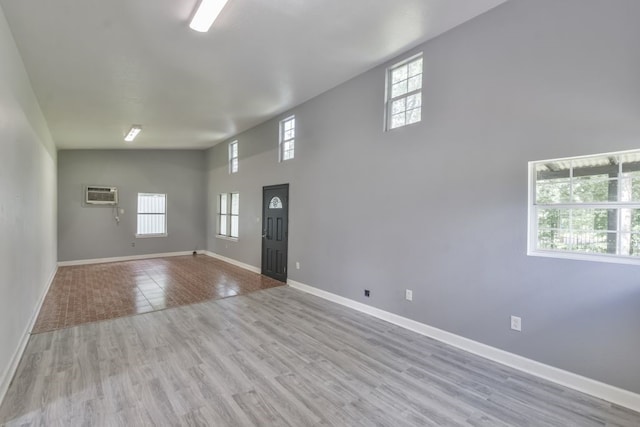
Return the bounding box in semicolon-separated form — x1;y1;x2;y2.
32;255;284;333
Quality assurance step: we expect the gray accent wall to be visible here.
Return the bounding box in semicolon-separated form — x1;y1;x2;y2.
58;150;206;262
0;5;57;396
206;0;640;393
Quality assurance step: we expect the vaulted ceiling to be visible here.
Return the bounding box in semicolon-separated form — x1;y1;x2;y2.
1;0;508;149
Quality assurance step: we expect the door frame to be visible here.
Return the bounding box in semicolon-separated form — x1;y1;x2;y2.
261;183;289;281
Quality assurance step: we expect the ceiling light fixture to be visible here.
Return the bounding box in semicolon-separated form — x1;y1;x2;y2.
124;125;142;142
189;0;229;32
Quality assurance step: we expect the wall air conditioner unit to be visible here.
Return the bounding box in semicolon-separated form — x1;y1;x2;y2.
85;186;118;205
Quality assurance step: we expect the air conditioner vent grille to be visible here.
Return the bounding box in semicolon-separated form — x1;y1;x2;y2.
86;186;118;205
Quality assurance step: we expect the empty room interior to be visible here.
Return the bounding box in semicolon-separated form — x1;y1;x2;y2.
1;0;640;425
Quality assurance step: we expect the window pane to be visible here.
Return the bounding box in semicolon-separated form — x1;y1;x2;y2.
619;172;640;202
391;113;405;129
537;208;570;230
220;214;228;235
537;229;570;251
220;193;228;214
284;117;295;130
620;208;640;232
572;176;614;203
231;158;238;173
284;129;294;140
408;58;423;77
571;209;615;231
619;232;640;256
137;214;165;235
391;81;407;98
391;98;406;115
570;232;612;254
391;64;407;83
407;107;421;124
406;93;421;109
536;179;570;204
231;216;239;238
407;75;422;92
231;193;239;215
138;193;166;214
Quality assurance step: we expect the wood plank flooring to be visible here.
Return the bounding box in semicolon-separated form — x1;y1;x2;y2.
2;286;639;426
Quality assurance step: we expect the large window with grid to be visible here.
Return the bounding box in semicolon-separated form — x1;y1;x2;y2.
279;115;295;161
529;149;640;265
218;192;239;238
229;140;238;174
386;54;423;130
136;193;167;237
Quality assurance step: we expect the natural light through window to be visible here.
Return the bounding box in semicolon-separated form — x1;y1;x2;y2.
218;192;239;238
279;116;295;161
529;149;640;265
386;54;423;130
136;193;167;237
229;140;238;174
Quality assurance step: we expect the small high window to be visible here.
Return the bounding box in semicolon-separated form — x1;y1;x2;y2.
386;54;423;130
529;149;640;265
279;115;295;161
136;193;167;237
218;192;239;239
229;140;238;174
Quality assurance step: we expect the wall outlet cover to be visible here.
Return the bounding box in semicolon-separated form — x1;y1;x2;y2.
511;315;522;332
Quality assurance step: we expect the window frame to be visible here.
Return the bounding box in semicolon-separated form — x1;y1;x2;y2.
217;192;239;240
279;115;295;162
385;53;423;131
229;140;238;174
528;149;640;265
136;192;167;238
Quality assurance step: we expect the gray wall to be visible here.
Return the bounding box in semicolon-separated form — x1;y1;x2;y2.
58;150;206;261
206;0;640;393
0;5;57;396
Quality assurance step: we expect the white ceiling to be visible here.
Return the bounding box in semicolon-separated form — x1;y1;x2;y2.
1;0;508;149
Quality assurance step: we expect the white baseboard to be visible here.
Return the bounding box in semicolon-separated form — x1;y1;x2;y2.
58;251;196;267
202;251;261;274
287;279;640;413
0;265;58;406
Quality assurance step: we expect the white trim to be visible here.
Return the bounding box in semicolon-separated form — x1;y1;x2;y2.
287;279;640;413
202;251;260;274
0;265;57;405
58;251;194;267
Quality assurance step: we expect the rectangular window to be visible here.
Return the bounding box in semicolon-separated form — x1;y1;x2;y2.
529;149;640;265
386;54;423;130
137;193;167;237
279;115;295;161
218;192;239;238
229;140;238;174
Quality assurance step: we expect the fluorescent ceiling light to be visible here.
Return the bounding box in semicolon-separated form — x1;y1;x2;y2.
190;0;229;32
124;125;142;142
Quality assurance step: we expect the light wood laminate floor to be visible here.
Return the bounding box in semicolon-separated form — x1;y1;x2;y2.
1;286;639;426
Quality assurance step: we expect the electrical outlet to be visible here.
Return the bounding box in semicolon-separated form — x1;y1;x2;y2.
364;289;370;297
511;315;522;332
405;289;413;301
296;262;300;269
131;242;135;247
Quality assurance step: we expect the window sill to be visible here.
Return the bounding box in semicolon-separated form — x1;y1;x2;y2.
135;233;168;239
216;235;238;242
528;249;640;266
